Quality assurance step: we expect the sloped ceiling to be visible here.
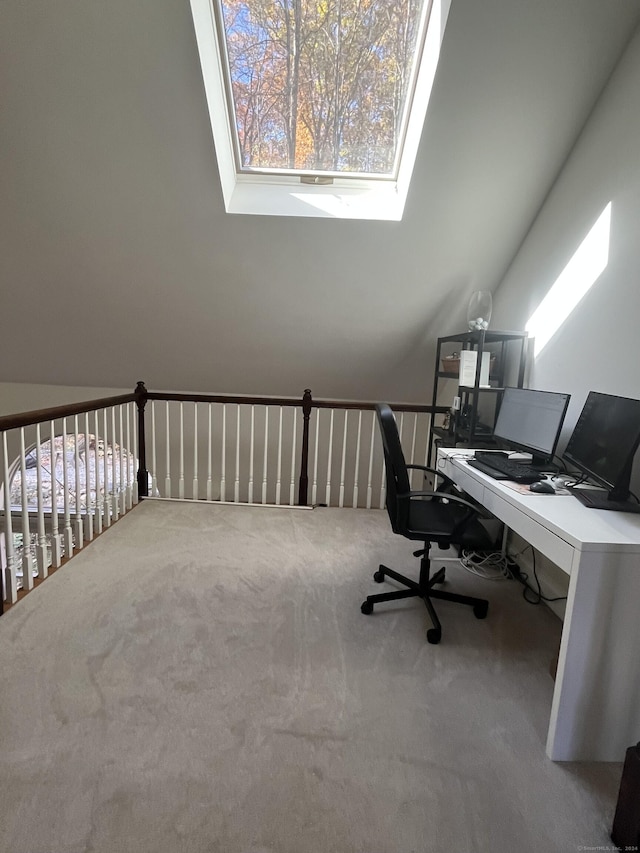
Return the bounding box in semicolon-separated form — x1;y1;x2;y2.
1;0;639;402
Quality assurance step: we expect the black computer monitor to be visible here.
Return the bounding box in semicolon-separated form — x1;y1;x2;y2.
493;387;571;467
563;391;640;512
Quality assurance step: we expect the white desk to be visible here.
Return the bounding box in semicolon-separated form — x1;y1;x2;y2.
438;447;640;762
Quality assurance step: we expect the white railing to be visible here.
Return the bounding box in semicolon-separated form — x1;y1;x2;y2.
0;384;444;611
0;392;140;607
143;391;439;510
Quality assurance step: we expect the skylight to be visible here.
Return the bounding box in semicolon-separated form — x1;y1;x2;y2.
189;0;451;219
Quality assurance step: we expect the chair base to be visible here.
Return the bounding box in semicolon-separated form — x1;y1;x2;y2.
360;559;489;644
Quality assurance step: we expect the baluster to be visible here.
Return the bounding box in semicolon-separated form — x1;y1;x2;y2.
103;409;111;527
20;427;33;589
165;401;171;498
125;404;132;509
409;412;418;489
193;402;199;500
206;403;213;501
2;432;17;604
379;441;386;510
275;407;283;505
62;418;74;555
312;409;320;506
352;411;362;508
93;410;103;536
424;413;431;468
50;420;62;563
366;415;375;510
117;406;125;515
34;424;48;576
248;405;255;504
261;407;269;504
289;408;297;505
130;401;138;504
325;409;335;506
18;429;34;590
73;415;83;548
110;408;119;520
339;410;348;508
150;401;157;499
178;402;185;499
234;406;241;503
220;404;226;501
83;413;93;541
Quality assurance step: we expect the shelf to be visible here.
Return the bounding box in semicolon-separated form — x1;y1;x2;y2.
428;329;528;465
432;425;496;441
437;329;528;345
458;385;504;392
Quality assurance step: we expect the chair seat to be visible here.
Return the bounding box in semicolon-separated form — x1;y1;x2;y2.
407;499;492;549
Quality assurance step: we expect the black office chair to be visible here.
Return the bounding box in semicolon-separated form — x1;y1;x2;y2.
360;403;491;644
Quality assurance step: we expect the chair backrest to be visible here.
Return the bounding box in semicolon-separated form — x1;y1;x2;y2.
375;403;411;533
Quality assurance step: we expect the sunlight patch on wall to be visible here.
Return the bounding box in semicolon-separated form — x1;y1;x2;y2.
526;202;612;356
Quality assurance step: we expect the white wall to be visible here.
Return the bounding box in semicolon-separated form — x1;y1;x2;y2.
491;24;640;613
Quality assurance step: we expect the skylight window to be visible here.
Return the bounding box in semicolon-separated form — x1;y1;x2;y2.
190;0;451;219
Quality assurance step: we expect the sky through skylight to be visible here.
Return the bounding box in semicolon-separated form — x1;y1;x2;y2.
219;0;426;176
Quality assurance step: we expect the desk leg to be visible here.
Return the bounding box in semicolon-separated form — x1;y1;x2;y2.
547;550;640;761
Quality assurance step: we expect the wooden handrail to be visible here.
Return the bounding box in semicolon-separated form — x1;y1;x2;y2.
146;390;447;415
0;393;136;432
0;387;446;429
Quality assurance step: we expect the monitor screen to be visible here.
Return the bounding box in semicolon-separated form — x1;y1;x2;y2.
493;387;570;464
563;392;640;497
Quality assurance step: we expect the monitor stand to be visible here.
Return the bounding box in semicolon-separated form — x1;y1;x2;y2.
572;488;640;514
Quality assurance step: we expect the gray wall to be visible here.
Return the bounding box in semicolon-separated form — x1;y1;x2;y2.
491;24;640;612
493;27;640;435
1;0;638;402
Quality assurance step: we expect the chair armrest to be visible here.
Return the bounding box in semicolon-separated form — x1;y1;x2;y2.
406;463;456;489
397;490;483;514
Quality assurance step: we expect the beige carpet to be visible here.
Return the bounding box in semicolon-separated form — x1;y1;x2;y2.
0;499;622;853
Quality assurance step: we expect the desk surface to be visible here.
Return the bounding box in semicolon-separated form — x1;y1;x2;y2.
439;448;640;556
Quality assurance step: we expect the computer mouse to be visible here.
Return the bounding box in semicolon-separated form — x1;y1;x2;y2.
529;480;555;494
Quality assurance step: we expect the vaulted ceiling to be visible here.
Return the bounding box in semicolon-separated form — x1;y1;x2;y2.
2;0;639;402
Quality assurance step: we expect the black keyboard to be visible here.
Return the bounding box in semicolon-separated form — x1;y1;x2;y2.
467;456;543;484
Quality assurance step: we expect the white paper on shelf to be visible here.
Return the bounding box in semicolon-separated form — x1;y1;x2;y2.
479;351;491;386
459;350;491;387
458;351;476;386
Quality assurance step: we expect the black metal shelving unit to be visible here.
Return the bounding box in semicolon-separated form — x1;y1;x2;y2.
427;329;528;465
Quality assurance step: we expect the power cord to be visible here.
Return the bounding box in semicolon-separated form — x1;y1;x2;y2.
459;544;569;606
459;549;512;581
509;545;568;606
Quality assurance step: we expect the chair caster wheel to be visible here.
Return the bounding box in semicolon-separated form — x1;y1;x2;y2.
432;568;446;585
426;627;441;644
373;569;385;583
473;602;489;619
361;600;374;615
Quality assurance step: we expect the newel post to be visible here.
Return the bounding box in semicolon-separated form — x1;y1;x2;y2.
297;389;313;506
134;381;149;498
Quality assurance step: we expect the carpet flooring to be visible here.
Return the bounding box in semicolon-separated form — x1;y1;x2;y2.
0;499;622;852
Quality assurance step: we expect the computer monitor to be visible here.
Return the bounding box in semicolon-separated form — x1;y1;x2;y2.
493;387;570;467
563;391;640;512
